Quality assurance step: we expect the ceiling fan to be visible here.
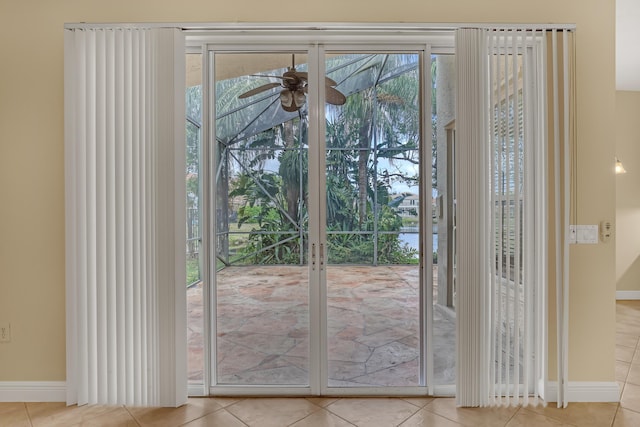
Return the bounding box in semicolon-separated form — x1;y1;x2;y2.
238;55;346;112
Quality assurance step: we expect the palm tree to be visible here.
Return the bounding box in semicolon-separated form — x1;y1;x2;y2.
278;117;308;228
338;89;375;226
329;54;420;227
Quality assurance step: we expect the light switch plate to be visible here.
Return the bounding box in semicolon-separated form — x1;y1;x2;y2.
576;225;599;244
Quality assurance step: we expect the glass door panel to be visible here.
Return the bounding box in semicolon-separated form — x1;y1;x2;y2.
186;52;205;388
323;52;422;388
213;52;310;386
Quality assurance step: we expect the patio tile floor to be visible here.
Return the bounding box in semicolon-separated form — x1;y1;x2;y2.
187;265;456;388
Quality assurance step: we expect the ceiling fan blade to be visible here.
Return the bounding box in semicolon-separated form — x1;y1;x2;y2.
238;82;282;99
325;86;346;105
291;71;308;81
291;71;338;87
324;76;338;87
250;74;285;79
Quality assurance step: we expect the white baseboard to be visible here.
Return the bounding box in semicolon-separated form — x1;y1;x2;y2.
0;381;66;402
0;380;620;404
541;381;620;403
188;384;207;397
616;290;640;300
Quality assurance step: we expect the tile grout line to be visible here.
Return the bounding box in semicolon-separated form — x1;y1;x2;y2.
611;405;621;427
322;400;360;427
503;405;523;427
288;402;356;427
216;407;250;427
177;406;224;427
23;402;34;427
288;400;324;426
216;399;250;426
419;399;466;426
394;403;424;427
123;405;143;427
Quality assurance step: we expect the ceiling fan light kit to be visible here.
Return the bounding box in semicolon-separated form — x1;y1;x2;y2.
280;89;307;112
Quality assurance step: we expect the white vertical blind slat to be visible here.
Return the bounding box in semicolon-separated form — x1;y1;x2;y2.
123;28;135;404
96;28;108;404
521;28;533;407
537;29;549;402
114;28;127;404
561;29;571;409
105;29;118;406
512;29;521;404
503;30;512;405
85;28;99;405
488;32;497;406
77;30;90;407
64;28;79;406
145;31;157;404
551;29;565;408
495;31;505;404
131;29;142;406
538;29;549;402
139;30;148;405
139;30;150;405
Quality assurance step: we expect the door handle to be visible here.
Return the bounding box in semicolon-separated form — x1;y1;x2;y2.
312;243;316;271
319;243;325;270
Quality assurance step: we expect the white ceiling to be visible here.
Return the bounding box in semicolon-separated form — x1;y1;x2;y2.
617;0;640;91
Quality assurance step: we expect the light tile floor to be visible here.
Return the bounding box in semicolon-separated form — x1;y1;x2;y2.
3;301;640;426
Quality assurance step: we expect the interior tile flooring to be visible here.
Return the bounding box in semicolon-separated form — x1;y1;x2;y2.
3;302;640;426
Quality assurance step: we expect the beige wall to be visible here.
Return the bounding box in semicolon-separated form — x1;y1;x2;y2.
616;91;640;292
0;1;616;384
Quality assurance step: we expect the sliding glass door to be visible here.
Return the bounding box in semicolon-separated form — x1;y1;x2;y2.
207;44;444;395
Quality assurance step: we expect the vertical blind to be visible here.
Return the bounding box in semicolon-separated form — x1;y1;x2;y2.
64;26;187;407
455;27;573;407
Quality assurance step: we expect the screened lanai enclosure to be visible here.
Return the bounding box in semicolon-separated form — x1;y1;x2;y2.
215;53;423;268
186;50;460;392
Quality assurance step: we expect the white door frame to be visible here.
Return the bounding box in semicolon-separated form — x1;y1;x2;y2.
190;30;455;397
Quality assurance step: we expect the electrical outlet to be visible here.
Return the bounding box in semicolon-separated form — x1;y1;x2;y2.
0;322;10;343
600;220;613;243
